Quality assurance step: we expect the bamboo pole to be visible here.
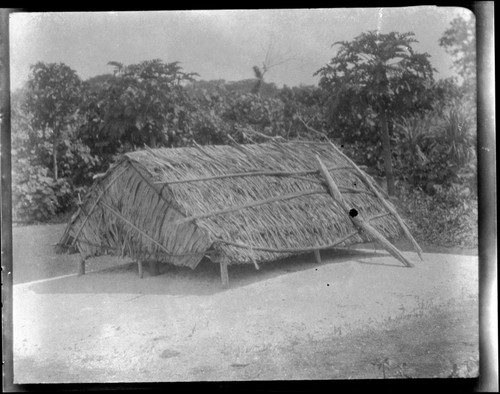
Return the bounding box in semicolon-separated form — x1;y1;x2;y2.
100;200;192;258
317;157;346;206
314;250;322;264
214;230;360;254
316;156;413;268
153;166;353;186
156;170;372;195
75;238;204;258
138;261;144;278
325;141;424;260
351;216;414;267
127;159;189;219
78;256;86;276
175;189;329;225
71;167;128;247
220;259;229;288
340;187;375;196
248;246;260;270
297;120;422;259
128;159;170;201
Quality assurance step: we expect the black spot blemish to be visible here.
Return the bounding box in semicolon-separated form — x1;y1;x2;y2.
327;284;330;287
349;208;358;217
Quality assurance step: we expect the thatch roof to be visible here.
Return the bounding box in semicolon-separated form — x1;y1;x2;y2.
59;140;422;271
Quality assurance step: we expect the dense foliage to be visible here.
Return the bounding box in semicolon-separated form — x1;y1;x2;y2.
12;66;99;222
396;183;478;248
11;18;477;249
314;31;436;195
79;60;198;164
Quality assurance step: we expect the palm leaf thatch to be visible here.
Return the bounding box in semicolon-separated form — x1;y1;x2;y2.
59;141;421;275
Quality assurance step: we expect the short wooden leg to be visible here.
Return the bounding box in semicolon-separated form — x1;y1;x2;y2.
149;260;160;276
138;261;144;278
314;250;322;264
78;257;86;276
220;260;229;288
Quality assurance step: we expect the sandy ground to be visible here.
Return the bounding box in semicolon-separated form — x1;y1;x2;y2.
13;247;478;383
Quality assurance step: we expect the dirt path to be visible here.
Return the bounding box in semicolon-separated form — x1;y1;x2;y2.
13;248;478;383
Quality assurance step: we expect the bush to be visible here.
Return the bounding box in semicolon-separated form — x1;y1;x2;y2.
395;182;478;248
393;101;476;195
12;159;73;223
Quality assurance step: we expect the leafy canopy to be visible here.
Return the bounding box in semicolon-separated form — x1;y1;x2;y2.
315;31;435;125
82;59;198;152
439;15;476;87
25;62;83;133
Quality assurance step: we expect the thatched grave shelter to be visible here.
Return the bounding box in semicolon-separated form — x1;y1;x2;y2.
59;140;422;287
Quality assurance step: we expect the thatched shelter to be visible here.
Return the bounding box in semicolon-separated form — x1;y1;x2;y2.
59;140;422;286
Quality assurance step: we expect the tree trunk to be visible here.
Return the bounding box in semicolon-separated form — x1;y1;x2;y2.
52;133;58;181
379;110;395;196
150;134;157;148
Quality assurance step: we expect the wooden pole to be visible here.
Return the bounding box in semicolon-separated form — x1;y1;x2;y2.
325;141;424;260
149;260;160;276
100;201;202;257
314;250;322;264
176;189;328;225
220;259;229;288
138;261;144;278
351;217;413;267
297;121;423;260
153;165;353;186
214;230;359;254
71;166;127;247
249;247;260;270
78;256;86;276
315;156;413;268
356;172;424;260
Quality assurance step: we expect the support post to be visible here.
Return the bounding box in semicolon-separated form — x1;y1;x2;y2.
315;155;413;268
138;261;144;278
314;249;322;264
149;260;160;276
220;259;229;288
326;141;423;260
249;247;259;270
78;256;86;276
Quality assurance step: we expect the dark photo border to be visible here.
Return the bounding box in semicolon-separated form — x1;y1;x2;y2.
1;3;496;392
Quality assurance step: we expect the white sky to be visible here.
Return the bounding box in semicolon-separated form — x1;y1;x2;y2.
9;7;474;91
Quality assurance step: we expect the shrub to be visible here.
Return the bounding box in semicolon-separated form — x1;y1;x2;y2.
393;101;477;195
12;159;73;223
395;182;478;248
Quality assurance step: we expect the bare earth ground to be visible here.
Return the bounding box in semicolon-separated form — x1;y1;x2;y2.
11;224;479;383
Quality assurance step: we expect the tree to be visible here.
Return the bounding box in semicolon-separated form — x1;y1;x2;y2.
81;59;198;156
12;78;99;222
315;31;435;195
439;15;476;96
25;62;83;180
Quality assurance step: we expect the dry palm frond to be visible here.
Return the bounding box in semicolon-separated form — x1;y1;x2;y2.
60;141;418;268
